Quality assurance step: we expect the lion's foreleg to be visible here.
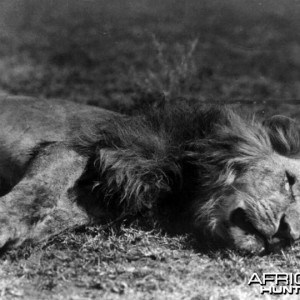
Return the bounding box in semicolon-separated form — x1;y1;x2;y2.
0;143;89;248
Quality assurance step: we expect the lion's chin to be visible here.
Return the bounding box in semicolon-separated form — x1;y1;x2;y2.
229;226;266;254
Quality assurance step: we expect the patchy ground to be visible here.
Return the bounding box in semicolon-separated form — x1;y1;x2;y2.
3;226;300;300
1;0;300;299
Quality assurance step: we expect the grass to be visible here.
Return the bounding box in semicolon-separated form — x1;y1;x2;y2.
1;0;300;299
3;226;300;299
130;35;199;102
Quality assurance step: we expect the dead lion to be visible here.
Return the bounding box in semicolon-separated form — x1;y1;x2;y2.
0;95;300;254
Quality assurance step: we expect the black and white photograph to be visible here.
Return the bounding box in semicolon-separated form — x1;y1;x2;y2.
0;0;300;299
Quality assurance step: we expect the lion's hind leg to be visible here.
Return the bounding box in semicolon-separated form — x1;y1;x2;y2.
0;143;90;249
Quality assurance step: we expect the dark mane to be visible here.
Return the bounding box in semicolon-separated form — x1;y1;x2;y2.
71;103;300;231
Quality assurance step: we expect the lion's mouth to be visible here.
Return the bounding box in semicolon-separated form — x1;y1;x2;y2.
229;208;280;253
229;208;295;253
230;208;265;239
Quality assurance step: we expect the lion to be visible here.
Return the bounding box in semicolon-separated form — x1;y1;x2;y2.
0;95;300;254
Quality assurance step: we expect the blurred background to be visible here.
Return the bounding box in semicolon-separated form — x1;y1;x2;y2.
0;0;300;116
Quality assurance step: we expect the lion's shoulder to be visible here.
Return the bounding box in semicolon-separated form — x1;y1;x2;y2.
0;95;117;189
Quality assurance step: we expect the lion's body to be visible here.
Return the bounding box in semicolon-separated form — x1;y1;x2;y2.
1;95;300;253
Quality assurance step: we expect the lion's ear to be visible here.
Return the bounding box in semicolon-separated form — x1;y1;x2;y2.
263;115;300;156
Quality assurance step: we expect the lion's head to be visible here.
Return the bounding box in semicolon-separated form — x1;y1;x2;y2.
194;152;300;253
190;112;300;254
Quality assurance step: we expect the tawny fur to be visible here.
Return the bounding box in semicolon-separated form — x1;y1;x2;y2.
1;96;300;253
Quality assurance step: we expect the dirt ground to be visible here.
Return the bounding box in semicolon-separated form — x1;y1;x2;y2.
1;1;300;299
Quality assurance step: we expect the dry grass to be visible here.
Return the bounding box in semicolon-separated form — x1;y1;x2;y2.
1;0;300;299
130;36;199;102
2;225;300;299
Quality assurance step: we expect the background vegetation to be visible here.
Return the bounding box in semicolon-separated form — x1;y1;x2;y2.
1;0;300;299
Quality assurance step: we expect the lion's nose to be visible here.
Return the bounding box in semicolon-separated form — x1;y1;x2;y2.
273;215;300;242
267;215;300;252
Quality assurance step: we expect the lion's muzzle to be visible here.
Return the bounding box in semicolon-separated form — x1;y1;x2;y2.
230;205;300;253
